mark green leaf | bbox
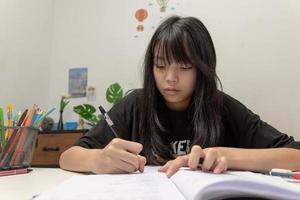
[82,104,96,113]
[73,104,99,124]
[106,82,123,105]
[60,96,70,112]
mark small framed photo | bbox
[69,67,88,98]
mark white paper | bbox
[34,167,185,200]
[33,167,300,200]
[171,169,300,200]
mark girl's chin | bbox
[163,96,182,103]
[164,98,190,110]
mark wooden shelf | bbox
[39,129,88,134]
[31,130,88,167]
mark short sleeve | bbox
[74,89,141,149]
[222,93,300,149]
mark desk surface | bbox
[2,167,299,200]
[0,168,77,200]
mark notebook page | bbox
[34,167,185,200]
[227,171,300,198]
[170,168,240,200]
[170,169,300,200]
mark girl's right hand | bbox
[91,138,147,174]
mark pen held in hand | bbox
[98,106,119,138]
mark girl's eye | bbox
[181,65,193,70]
[155,64,166,69]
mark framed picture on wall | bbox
[68,67,88,98]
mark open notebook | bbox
[33,166,300,200]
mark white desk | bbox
[0,168,77,200]
[2,167,300,200]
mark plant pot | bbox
[57,111,64,130]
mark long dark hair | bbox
[140,16,223,164]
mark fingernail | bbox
[166,171,171,178]
[158,166,165,172]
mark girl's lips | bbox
[164,88,180,95]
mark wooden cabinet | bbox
[31,130,86,167]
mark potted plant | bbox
[57,95,70,130]
[73,82,125,127]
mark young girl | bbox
[60,16,300,177]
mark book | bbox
[33,166,300,200]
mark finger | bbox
[118,151,140,171]
[188,145,204,170]
[158,160,172,172]
[113,159,137,173]
[111,138,143,154]
[105,144,140,172]
[202,149,218,172]
[165,156,188,178]
[213,156,227,174]
[138,155,147,173]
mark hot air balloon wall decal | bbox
[156,0,170,12]
[135,8,148,32]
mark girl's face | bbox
[153,57,197,111]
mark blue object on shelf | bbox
[65,122,78,130]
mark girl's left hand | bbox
[158,145,228,178]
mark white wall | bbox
[48,0,161,122]
[197,0,300,139]
[0,0,54,111]
[1,0,299,139]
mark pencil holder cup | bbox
[0,126,39,170]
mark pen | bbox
[7,103,13,127]
[98,106,119,138]
[33,107,56,128]
[269,168,300,180]
[0,106,5,148]
[0,168,32,177]
[6,104,13,140]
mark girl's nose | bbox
[165,68,178,83]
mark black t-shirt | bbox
[74,89,300,155]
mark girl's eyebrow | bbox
[154,56,164,60]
